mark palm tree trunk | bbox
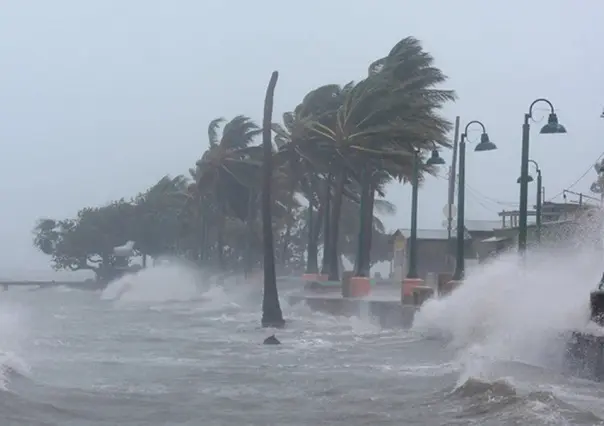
[320,176,331,275]
[217,208,226,271]
[305,200,319,274]
[199,204,207,264]
[261,71,284,328]
[314,201,324,242]
[308,198,324,274]
[327,168,346,281]
[361,180,376,277]
[354,165,370,277]
[279,180,297,269]
[244,190,256,277]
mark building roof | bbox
[499,202,596,217]
[392,219,498,241]
[465,220,501,232]
[394,228,472,241]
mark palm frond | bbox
[208,117,225,148]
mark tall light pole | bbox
[450,121,497,283]
[530,160,543,244]
[518,99,566,253]
[406,148,446,278]
[402,147,445,302]
[517,159,542,244]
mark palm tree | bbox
[304,37,455,281]
[271,84,347,274]
[261,71,285,328]
[195,115,263,270]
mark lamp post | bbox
[402,147,445,303]
[517,160,542,243]
[450,121,497,283]
[518,99,566,253]
[529,160,543,244]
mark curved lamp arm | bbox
[463,120,487,137]
[528,159,540,173]
[527,98,555,120]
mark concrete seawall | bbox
[287,290,421,328]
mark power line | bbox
[465,183,518,207]
[435,173,515,212]
[547,150,604,201]
[465,188,502,214]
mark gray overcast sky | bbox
[1,0,603,279]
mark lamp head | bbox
[517,175,534,184]
[474,132,497,152]
[426,149,445,166]
[540,113,567,134]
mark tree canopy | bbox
[32,36,455,283]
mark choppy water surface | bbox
[2,252,604,425]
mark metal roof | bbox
[393,219,498,241]
[465,220,501,232]
[395,228,471,240]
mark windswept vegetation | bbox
[33,37,455,290]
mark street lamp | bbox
[402,147,445,299]
[517,160,543,244]
[451,121,497,282]
[518,99,566,253]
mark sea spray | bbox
[0,303,30,390]
[101,258,201,304]
[413,244,601,380]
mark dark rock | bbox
[263,334,281,345]
[590,290,604,326]
[565,331,604,381]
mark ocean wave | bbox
[446,376,603,424]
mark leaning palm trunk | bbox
[279,180,297,268]
[320,176,331,275]
[354,164,371,277]
[244,190,257,277]
[363,182,376,274]
[199,203,208,264]
[261,71,285,328]
[356,166,376,277]
[305,199,319,274]
[327,168,346,281]
[216,209,226,271]
[306,196,324,274]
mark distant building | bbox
[389,201,602,281]
[390,220,500,280]
[493,201,602,250]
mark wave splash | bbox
[101,259,201,304]
[414,245,600,377]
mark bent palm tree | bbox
[261,71,285,328]
[195,116,263,270]
[306,37,455,280]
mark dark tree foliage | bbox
[32,36,455,292]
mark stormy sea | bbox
[2,248,604,425]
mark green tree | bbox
[131,175,190,266]
[33,200,135,282]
